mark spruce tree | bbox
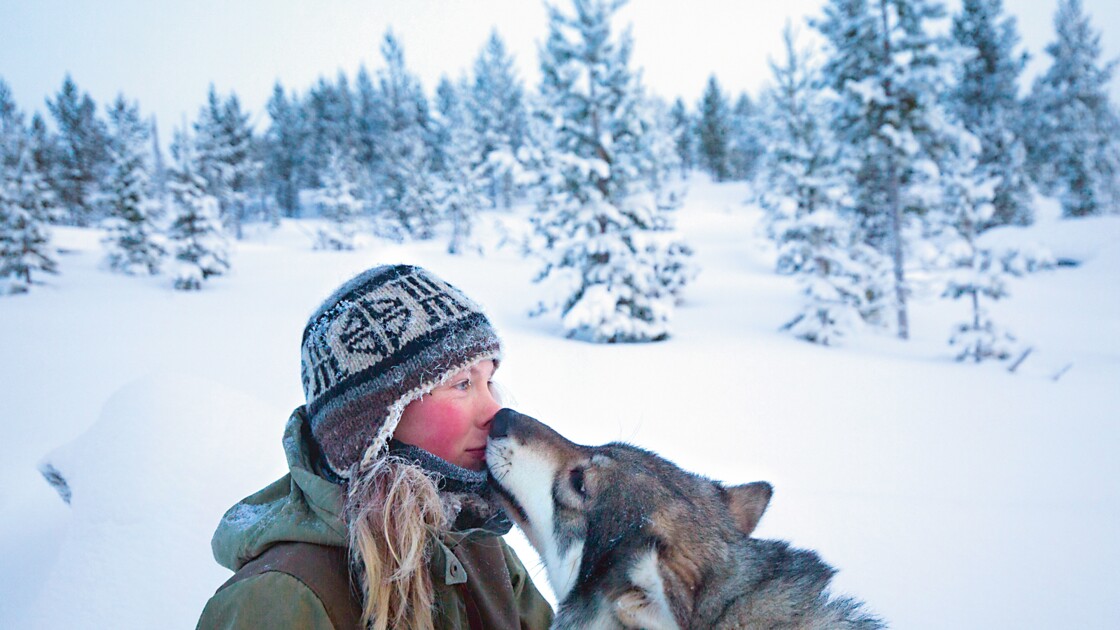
[46,75,110,226]
[759,26,884,344]
[728,93,764,181]
[697,75,732,181]
[1024,0,1120,217]
[668,98,695,176]
[311,142,365,250]
[102,94,165,275]
[814,0,971,339]
[470,30,530,209]
[166,126,229,290]
[376,31,441,239]
[435,78,488,254]
[951,0,1033,227]
[265,82,306,218]
[530,0,694,343]
[193,87,260,239]
[938,141,1017,362]
[1,81,58,293]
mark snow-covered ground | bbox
[1,177,1117,629]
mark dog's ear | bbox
[724,481,772,535]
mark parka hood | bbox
[210,407,347,571]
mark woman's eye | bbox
[569,468,586,497]
[453,379,471,391]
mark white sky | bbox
[1,0,1118,135]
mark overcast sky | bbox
[1,0,1118,135]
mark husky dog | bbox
[486,409,883,630]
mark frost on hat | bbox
[300,265,501,478]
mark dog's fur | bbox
[486,409,883,630]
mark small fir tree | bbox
[102,94,165,275]
[1023,0,1120,217]
[1,81,58,294]
[166,127,229,290]
[530,0,695,343]
[668,98,695,176]
[938,142,1017,362]
[311,143,365,250]
[950,0,1033,227]
[697,75,732,181]
[470,30,530,209]
[376,31,442,239]
[46,75,110,226]
[434,79,488,254]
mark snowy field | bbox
[1,177,1118,629]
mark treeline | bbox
[753,0,1119,361]
[2,0,1118,350]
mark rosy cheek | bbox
[403,399,470,461]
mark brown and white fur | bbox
[486,409,883,630]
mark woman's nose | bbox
[478,387,501,425]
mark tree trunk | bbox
[881,0,908,340]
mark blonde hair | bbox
[345,456,450,630]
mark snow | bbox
[1,176,1118,629]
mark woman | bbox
[198,265,553,629]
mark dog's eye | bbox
[569,467,586,497]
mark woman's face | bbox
[394,359,501,471]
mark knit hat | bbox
[300,264,502,479]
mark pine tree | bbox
[951,0,1033,227]
[435,78,488,254]
[265,82,306,218]
[46,75,110,226]
[814,0,971,340]
[311,142,365,250]
[937,140,1017,362]
[530,0,694,343]
[193,86,261,239]
[354,65,387,192]
[727,93,764,181]
[759,26,884,344]
[1023,0,1120,217]
[668,98,695,176]
[166,126,229,290]
[376,31,441,239]
[697,75,732,181]
[1,81,58,294]
[470,30,530,209]
[102,94,165,275]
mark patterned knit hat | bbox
[300,264,502,479]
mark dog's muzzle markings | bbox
[486,409,884,630]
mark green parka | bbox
[197,408,553,629]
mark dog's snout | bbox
[490,408,520,439]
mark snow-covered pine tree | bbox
[265,81,306,218]
[813,0,971,339]
[376,31,442,240]
[166,126,229,290]
[431,78,488,254]
[102,94,165,276]
[530,0,695,343]
[46,75,110,226]
[727,93,764,181]
[354,65,388,196]
[193,87,261,239]
[758,26,881,344]
[1023,0,1120,217]
[950,0,1033,228]
[669,98,695,177]
[937,138,1017,362]
[697,75,732,181]
[470,30,530,209]
[311,142,365,250]
[1,81,58,294]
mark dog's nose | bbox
[490,408,519,438]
